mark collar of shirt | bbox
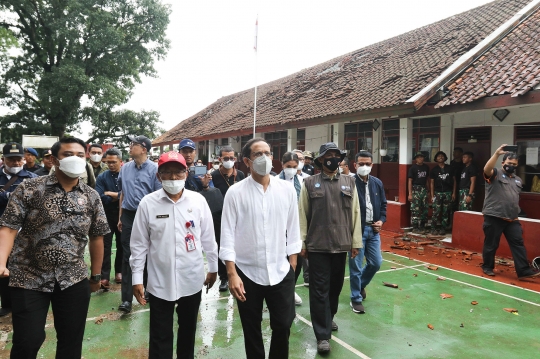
[321,171,340,181]
[45,173,84,193]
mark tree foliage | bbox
[86,108,164,154]
[0,0,170,140]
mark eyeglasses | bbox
[221,157,235,162]
[105,161,120,165]
[252,151,272,159]
[130,142,144,149]
[159,170,187,179]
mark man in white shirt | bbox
[220,138,302,359]
[130,151,218,359]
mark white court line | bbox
[382,255,540,307]
[385,252,540,297]
[295,314,371,359]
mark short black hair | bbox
[219,145,235,156]
[454,147,463,152]
[241,137,267,159]
[463,151,474,158]
[89,144,103,151]
[105,148,122,159]
[282,151,299,164]
[340,158,349,166]
[355,151,373,162]
[503,152,518,161]
[51,137,87,157]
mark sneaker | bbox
[518,269,540,279]
[360,288,367,300]
[294,292,302,306]
[317,340,331,353]
[303,281,309,287]
[350,301,365,314]
[331,320,338,331]
[482,268,495,276]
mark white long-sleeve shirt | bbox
[219,175,302,286]
[130,189,218,301]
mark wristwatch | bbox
[467,193,475,199]
[90,274,101,283]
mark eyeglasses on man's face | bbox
[159,169,187,179]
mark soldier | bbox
[458,151,477,211]
[430,151,456,235]
[408,152,430,234]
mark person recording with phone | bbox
[178,138,214,192]
[481,144,540,279]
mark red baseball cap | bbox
[158,151,187,168]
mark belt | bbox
[365,221,373,225]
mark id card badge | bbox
[185,233,196,252]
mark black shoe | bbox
[331,320,338,331]
[360,288,367,300]
[0,308,11,317]
[118,301,132,313]
[518,269,540,280]
[219,279,229,292]
[482,268,495,276]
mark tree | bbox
[0,0,170,139]
[85,108,164,156]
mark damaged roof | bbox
[154,0,532,145]
[435,6,540,108]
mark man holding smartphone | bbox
[178,139,214,192]
[482,144,540,279]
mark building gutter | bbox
[406,0,540,110]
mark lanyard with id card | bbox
[184,221,196,252]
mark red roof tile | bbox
[436,7,540,107]
[154,0,532,145]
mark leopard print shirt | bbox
[0,175,110,291]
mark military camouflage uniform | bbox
[411,185,428,229]
[432,192,452,229]
[458,188,473,211]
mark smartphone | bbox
[194,166,207,176]
[502,145,518,152]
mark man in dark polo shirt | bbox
[408,152,430,234]
[481,144,540,279]
[209,145,245,291]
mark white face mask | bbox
[4,164,23,175]
[161,180,185,195]
[250,155,272,176]
[58,156,87,178]
[222,160,235,169]
[213,164,220,170]
[339,167,344,174]
[90,154,103,163]
[356,165,372,177]
[297,161,305,171]
[283,168,297,179]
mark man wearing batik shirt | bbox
[0,137,109,359]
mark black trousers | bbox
[212,214,227,281]
[121,210,147,302]
[482,215,530,276]
[149,291,202,359]
[102,209,123,281]
[0,259,10,309]
[236,266,295,359]
[308,252,347,340]
[9,279,91,359]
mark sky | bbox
[5,0,499,140]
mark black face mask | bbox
[503,164,516,174]
[322,157,341,172]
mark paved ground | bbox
[1,234,539,358]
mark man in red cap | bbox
[130,151,218,359]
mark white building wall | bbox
[305,124,330,154]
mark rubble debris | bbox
[440,293,454,299]
[383,282,399,288]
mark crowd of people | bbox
[0,136,538,358]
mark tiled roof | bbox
[435,6,540,108]
[154,0,532,144]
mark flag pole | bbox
[253,16,258,138]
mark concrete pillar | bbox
[306,124,329,154]
[440,115,453,158]
[398,118,413,203]
[372,123,381,164]
[208,140,215,161]
[332,123,345,149]
[287,129,297,151]
[160,145,165,154]
[230,136,241,156]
